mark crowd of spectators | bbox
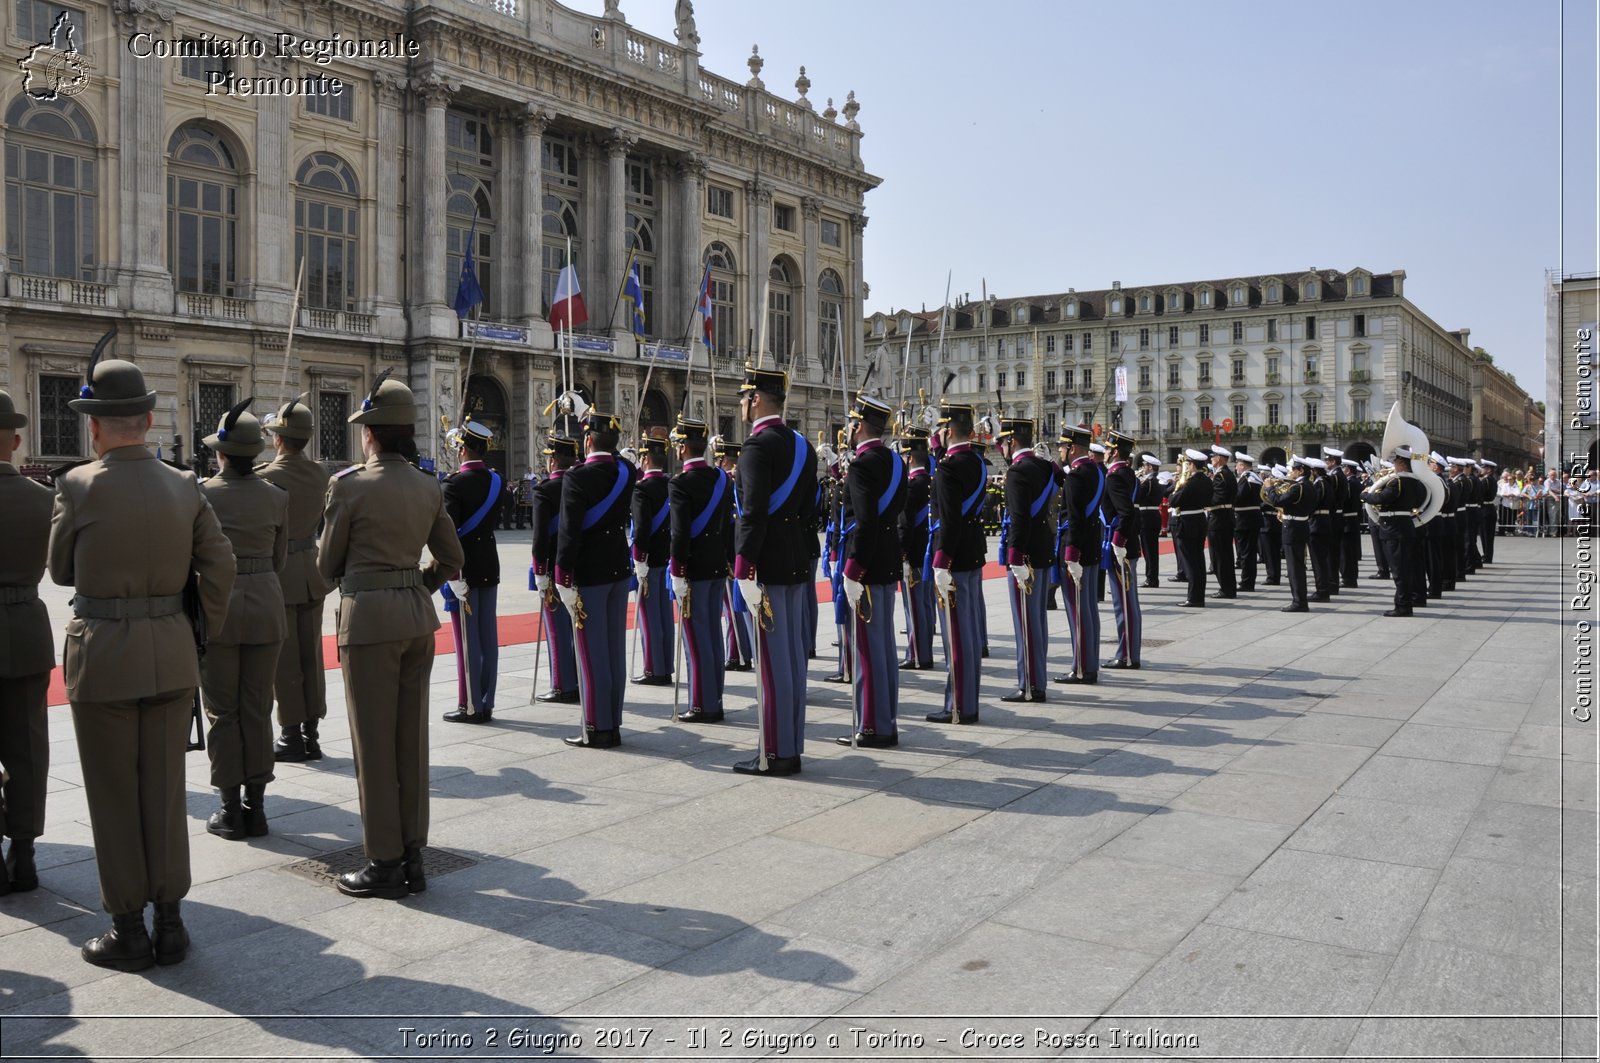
[1496,468,1596,537]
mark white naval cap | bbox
[1323,447,1344,459]
[1380,459,1395,470]
[1273,464,1290,477]
[1089,442,1107,454]
[1428,451,1446,465]
[1234,451,1255,464]
[1482,458,1498,468]
[1210,443,1232,457]
[1305,457,1328,471]
[1184,448,1209,463]
[1390,444,1414,461]
[1290,456,1309,469]
[1141,453,1161,467]
[1342,458,1359,468]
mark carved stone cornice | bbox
[604,128,638,158]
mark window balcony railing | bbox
[1265,372,1282,385]
[303,307,376,335]
[1303,371,1320,385]
[9,273,118,308]
[1349,369,1369,382]
[179,292,251,321]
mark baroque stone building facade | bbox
[867,266,1535,464]
[1546,270,1598,475]
[1,0,879,470]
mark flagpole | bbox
[455,301,482,431]
[276,256,308,408]
[606,246,637,335]
[755,279,770,370]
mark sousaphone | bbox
[1364,402,1445,525]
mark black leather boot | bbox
[206,787,247,841]
[5,838,38,893]
[82,909,154,972]
[151,901,189,965]
[242,783,268,838]
[337,859,408,899]
[302,719,323,761]
[402,847,426,895]
[273,727,308,763]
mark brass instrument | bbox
[1363,403,1445,525]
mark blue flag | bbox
[622,255,647,338]
[453,219,485,320]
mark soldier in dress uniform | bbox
[1054,425,1104,684]
[1101,430,1143,670]
[1262,459,1314,611]
[1259,461,1284,587]
[898,428,936,671]
[555,412,637,749]
[1477,459,1498,563]
[820,443,853,684]
[630,434,674,686]
[925,402,986,725]
[1135,454,1165,588]
[530,423,581,704]
[318,373,464,899]
[198,401,289,841]
[999,417,1053,701]
[0,390,53,895]
[1445,458,1472,586]
[441,420,510,724]
[1422,452,1454,601]
[1461,459,1484,574]
[1206,443,1238,599]
[1232,453,1263,593]
[50,358,235,968]
[838,394,907,746]
[668,415,732,723]
[972,439,993,656]
[714,438,754,672]
[1305,459,1336,602]
[1361,444,1430,617]
[259,398,332,763]
[731,366,818,774]
[1339,458,1363,587]
[1321,447,1348,596]
[1169,449,1213,608]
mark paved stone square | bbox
[0,536,1593,1061]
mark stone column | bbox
[253,53,293,325]
[848,213,868,386]
[417,76,455,316]
[519,107,554,325]
[603,129,635,338]
[746,178,771,361]
[372,74,407,338]
[801,196,820,374]
[675,153,706,343]
[113,0,172,312]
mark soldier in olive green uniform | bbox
[318,374,463,899]
[258,397,332,762]
[199,401,289,840]
[49,358,235,971]
[0,390,53,895]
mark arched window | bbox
[768,257,796,365]
[541,130,581,314]
[1302,278,1319,300]
[294,152,359,311]
[167,122,240,295]
[624,156,656,335]
[446,107,495,314]
[704,241,737,355]
[5,95,97,280]
[818,268,845,370]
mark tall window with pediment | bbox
[624,156,655,333]
[818,268,844,371]
[768,257,796,365]
[5,96,96,280]
[167,123,239,295]
[294,153,359,311]
[704,241,737,356]
[446,108,495,315]
[541,131,581,314]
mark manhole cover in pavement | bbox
[282,845,477,887]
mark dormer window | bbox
[1302,278,1319,300]
[1166,290,1184,312]
[1110,297,1123,314]
[1266,283,1281,302]
[1229,284,1246,306]
[1139,294,1151,312]
[1065,301,1077,318]
[1197,288,1212,308]
[873,317,885,337]
[898,313,911,333]
[1350,273,1369,296]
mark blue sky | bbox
[617,0,1597,398]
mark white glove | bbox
[1112,543,1128,566]
[557,584,579,615]
[633,559,649,584]
[737,578,763,613]
[1008,564,1032,591]
[902,561,914,587]
[1067,561,1083,586]
[672,575,690,602]
[844,577,864,609]
[447,578,469,602]
[934,567,955,599]
[535,573,551,596]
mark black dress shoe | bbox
[1105,659,1141,670]
[1264,579,1281,586]
[732,754,801,775]
[1217,592,1237,599]
[1053,672,1098,685]
[925,710,953,723]
[536,689,580,704]
[1281,603,1309,612]
[1000,689,1034,703]
[678,708,725,723]
[837,731,898,748]
[1309,593,1331,602]
[823,672,849,683]
[5,839,38,893]
[1428,592,1441,600]
[565,728,622,749]
[403,847,426,895]
[442,707,492,723]
[1342,581,1358,589]
[632,674,673,686]
[151,901,188,966]
[83,910,154,972]
[981,647,991,658]
[337,859,409,900]
[726,660,752,672]
[1383,608,1414,617]
[1179,601,1205,608]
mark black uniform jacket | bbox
[1171,470,1214,540]
[443,463,510,586]
[531,473,564,577]
[1004,453,1058,566]
[900,469,931,568]
[1101,459,1141,560]
[669,461,733,581]
[931,444,987,572]
[734,417,819,585]
[1234,473,1264,532]
[556,454,637,587]
[631,471,671,566]
[843,440,907,586]
[1362,473,1430,540]
[1061,456,1107,558]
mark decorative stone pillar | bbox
[848,213,868,385]
[113,0,172,312]
[675,153,706,342]
[603,129,636,337]
[519,107,554,325]
[746,177,771,361]
[254,52,293,325]
[417,76,455,313]
[373,74,407,337]
[801,195,820,373]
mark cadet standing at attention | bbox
[1054,425,1104,685]
[198,401,289,841]
[318,372,463,900]
[530,422,580,705]
[440,419,509,724]
[667,415,732,723]
[1101,430,1143,670]
[630,434,674,686]
[259,397,332,763]
[925,402,987,725]
[0,390,53,895]
[998,416,1053,702]
[50,356,235,969]
[897,427,936,672]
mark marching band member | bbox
[1321,447,1348,596]
[1207,443,1238,599]
[1232,452,1263,593]
[1361,444,1430,617]
[1136,454,1165,588]
[1170,449,1214,608]
[1262,459,1314,612]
